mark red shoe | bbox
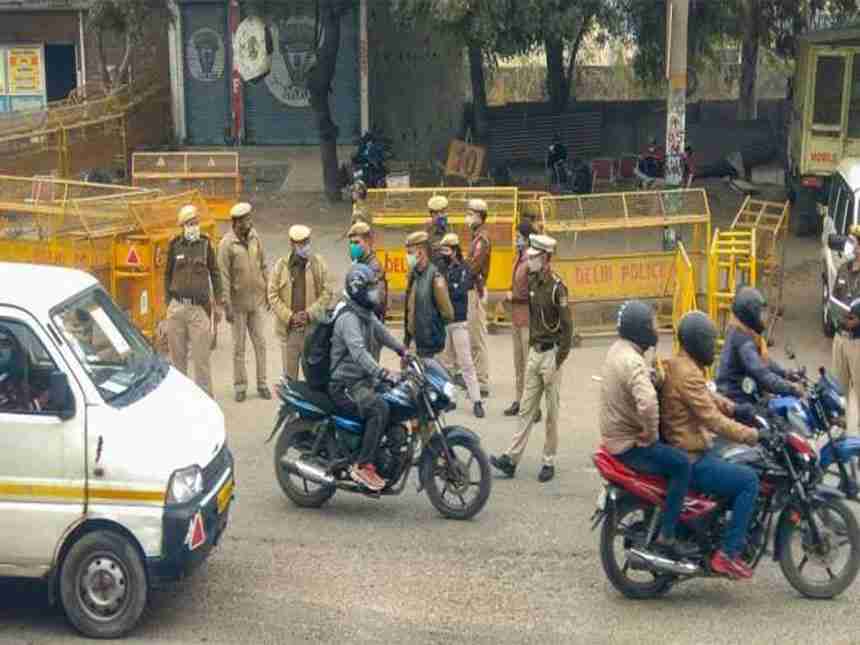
[350,464,384,491]
[710,550,753,580]
[365,464,387,490]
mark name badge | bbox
[177,254,185,260]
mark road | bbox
[0,185,851,645]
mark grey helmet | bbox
[617,300,658,351]
[344,263,378,311]
[677,311,718,367]
[732,286,767,334]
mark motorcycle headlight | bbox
[443,382,455,400]
[166,465,203,505]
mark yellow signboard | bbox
[8,47,44,95]
[555,253,676,302]
[445,139,486,181]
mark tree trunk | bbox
[738,0,760,120]
[307,1,344,202]
[467,43,488,140]
[545,37,566,113]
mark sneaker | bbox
[490,454,516,478]
[365,463,387,490]
[538,464,555,483]
[710,550,753,580]
[473,401,485,418]
[503,401,520,416]
[350,464,384,491]
[258,386,272,400]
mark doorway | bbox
[45,44,77,102]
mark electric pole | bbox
[665,0,689,187]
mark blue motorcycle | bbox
[266,356,492,520]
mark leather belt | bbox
[535,342,557,353]
[175,296,205,307]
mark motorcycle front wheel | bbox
[274,423,336,508]
[599,498,675,599]
[421,436,491,520]
[779,497,860,599]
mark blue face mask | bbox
[349,242,364,261]
[435,215,448,230]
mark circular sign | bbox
[265,16,324,107]
[234,16,270,82]
[186,27,225,83]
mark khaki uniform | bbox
[510,251,530,401]
[466,226,491,389]
[832,261,860,424]
[218,228,268,395]
[505,268,572,466]
[267,251,332,379]
[164,234,222,397]
[352,201,372,225]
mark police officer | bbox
[164,204,222,397]
[832,225,860,424]
[403,230,454,358]
[465,198,491,397]
[425,195,450,270]
[348,221,387,323]
[218,202,270,403]
[490,234,572,483]
[267,224,332,380]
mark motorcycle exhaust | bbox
[281,456,336,486]
[627,548,700,576]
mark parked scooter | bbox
[348,130,391,189]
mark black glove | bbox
[734,403,757,426]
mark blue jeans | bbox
[691,450,759,558]
[617,442,691,541]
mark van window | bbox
[813,56,846,131]
[828,177,842,218]
[834,180,849,235]
[0,319,59,415]
[849,54,860,138]
[846,192,857,234]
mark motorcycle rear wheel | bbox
[422,436,491,520]
[274,424,337,508]
[779,497,860,599]
[599,498,675,599]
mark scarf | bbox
[728,313,768,361]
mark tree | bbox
[87,0,174,92]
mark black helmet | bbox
[678,311,718,367]
[732,286,767,334]
[617,300,658,350]
[344,263,378,310]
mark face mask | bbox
[846,238,857,263]
[184,224,200,242]
[406,253,418,271]
[367,287,381,306]
[238,222,252,238]
[467,214,480,229]
[434,215,448,230]
[295,244,310,259]
[349,242,364,261]
[516,236,526,251]
[527,257,543,273]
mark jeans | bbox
[329,380,390,466]
[617,442,691,541]
[691,450,759,558]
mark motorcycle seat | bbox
[286,380,364,424]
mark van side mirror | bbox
[828,234,848,252]
[48,370,75,421]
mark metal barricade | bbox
[671,241,699,350]
[708,228,757,351]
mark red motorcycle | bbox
[592,416,860,599]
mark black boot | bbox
[473,401,485,418]
[490,454,516,478]
[538,464,555,483]
[503,401,520,416]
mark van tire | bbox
[59,530,148,639]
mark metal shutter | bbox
[243,9,360,144]
[182,2,230,145]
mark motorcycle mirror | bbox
[742,377,757,396]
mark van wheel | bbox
[59,530,148,639]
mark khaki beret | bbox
[467,198,488,213]
[440,232,460,247]
[230,202,253,219]
[177,204,199,226]
[850,224,860,238]
[289,224,311,242]
[347,221,371,237]
[406,231,429,246]
[427,195,448,211]
[528,233,557,255]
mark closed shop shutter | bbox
[182,2,230,145]
[243,10,360,145]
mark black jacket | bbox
[444,261,472,323]
[716,326,794,404]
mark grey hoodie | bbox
[330,296,405,388]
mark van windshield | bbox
[51,287,165,404]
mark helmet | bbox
[732,286,767,334]
[617,300,658,350]
[678,311,718,367]
[344,264,378,310]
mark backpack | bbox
[301,302,352,391]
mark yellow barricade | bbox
[708,228,757,351]
[539,189,711,337]
[671,241,699,350]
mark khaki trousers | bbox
[512,325,529,403]
[280,326,307,381]
[468,290,489,388]
[232,308,267,394]
[506,347,563,466]
[833,333,860,430]
[166,300,212,397]
[442,321,481,402]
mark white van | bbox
[821,158,860,336]
[0,263,233,638]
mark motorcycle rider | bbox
[599,301,693,561]
[661,311,761,580]
[329,264,408,492]
[716,286,802,404]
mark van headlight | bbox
[166,465,203,505]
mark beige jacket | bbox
[267,252,332,338]
[599,338,660,455]
[217,229,268,312]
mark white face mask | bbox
[184,224,200,242]
[527,257,543,273]
[467,214,480,229]
[846,238,858,263]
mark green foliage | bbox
[87,0,173,47]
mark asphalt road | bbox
[0,186,853,645]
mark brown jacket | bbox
[267,252,332,338]
[660,350,757,459]
[217,229,268,312]
[466,226,492,295]
[510,250,529,328]
[599,339,660,455]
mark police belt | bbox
[534,342,557,353]
[173,296,208,307]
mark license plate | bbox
[216,477,234,515]
[596,487,607,511]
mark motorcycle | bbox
[348,131,391,189]
[267,356,492,520]
[545,142,591,195]
[592,414,860,599]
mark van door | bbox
[0,308,85,575]
[846,52,860,158]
